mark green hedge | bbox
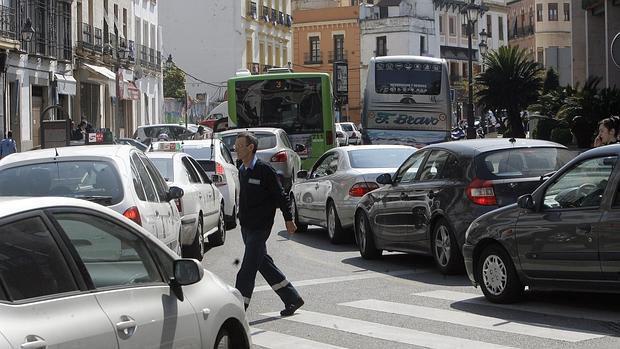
[550,128,572,146]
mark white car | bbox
[153,140,240,229]
[335,124,349,147]
[133,123,197,144]
[147,152,226,260]
[0,197,251,348]
[337,122,362,145]
[0,145,183,252]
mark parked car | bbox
[354,138,573,274]
[335,124,350,147]
[463,144,620,303]
[218,127,304,192]
[147,151,226,260]
[337,122,362,145]
[154,140,240,229]
[0,197,251,348]
[133,124,197,144]
[292,145,416,243]
[0,145,184,252]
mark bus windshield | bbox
[234,77,323,134]
[375,61,442,95]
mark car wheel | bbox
[327,201,345,244]
[225,205,237,230]
[355,211,382,259]
[214,327,231,349]
[209,204,226,247]
[477,244,524,303]
[290,193,307,232]
[432,219,463,275]
[182,218,204,261]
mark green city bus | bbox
[227,72,335,169]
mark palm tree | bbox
[475,46,544,138]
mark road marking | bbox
[261,310,517,349]
[251,327,347,349]
[341,299,604,342]
[414,290,620,323]
[254,269,423,292]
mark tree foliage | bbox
[163,65,186,99]
[542,67,560,94]
[475,46,544,138]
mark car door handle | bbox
[427,191,436,199]
[155,211,160,216]
[116,316,137,336]
[400,192,408,200]
[21,337,46,349]
[315,184,319,190]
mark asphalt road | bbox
[204,214,620,349]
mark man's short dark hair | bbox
[237,131,258,154]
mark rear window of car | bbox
[182,147,213,160]
[149,158,174,182]
[349,148,416,168]
[0,161,123,205]
[340,124,354,131]
[476,147,572,179]
[221,133,277,151]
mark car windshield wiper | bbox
[72,195,114,205]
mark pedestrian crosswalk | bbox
[251,288,618,348]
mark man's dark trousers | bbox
[235,225,301,307]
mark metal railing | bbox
[78,22,93,51]
[304,51,322,64]
[0,5,16,40]
[328,50,347,63]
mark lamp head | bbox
[21,18,35,42]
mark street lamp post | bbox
[461,0,487,139]
[115,45,128,138]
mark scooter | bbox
[451,127,466,140]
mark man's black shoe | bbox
[280,298,304,316]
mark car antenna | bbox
[210,125,215,160]
[54,147,59,157]
[509,137,516,143]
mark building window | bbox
[376,36,386,56]
[333,34,344,61]
[248,1,257,18]
[449,16,455,36]
[498,16,504,41]
[528,7,534,27]
[537,48,544,64]
[486,14,492,37]
[563,3,570,21]
[420,35,426,54]
[309,36,320,63]
[123,8,127,38]
[351,0,358,5]
[548,3,558,21]
[439,15,444,34]
[57,1,71,60]
[536,4,543,22]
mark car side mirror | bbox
[211,174,223,184]
[294,144,306,153]
[172,259,204,286]
[376,173,393,185]
[517,194,535,210]
[167,186,184,201]
[296,170,308,179]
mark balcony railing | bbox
[79,22,92,50]
[0,5,16,40]
[509,25,534,40]
[304,51,322,65]
[328,50,348,63]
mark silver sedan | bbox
[291,145,416,243]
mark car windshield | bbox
[477,147,573,179]
[340,123,354,131]
[149,158,174,182]
[348,148,416,168]
[221,133,277,151]
[0,161,123,205]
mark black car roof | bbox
[423,138,567,157]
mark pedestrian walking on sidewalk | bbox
[234,131,304,316]
[0,131,17,159]
[593,116,620,147]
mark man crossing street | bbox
[0,131,17,159]
[234,131,304,316]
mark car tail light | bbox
[349,182,380,197]
[326,130,334,145]
[271,151,288,162]
[174,198,182,214]
[123,206,142,226]
[466,178,497,206]
[216,162,225,175]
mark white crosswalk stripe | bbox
[413,290,620,323]
[260,310,518,349]
[341,299,604,342]
[251,327,347,349]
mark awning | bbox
[83,63,116,80]
[55,74,77,96]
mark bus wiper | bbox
[73,195,114,205]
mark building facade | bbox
[292,3,361,123]
[507,0,572,85]
[571,0,620,88]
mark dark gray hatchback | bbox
[354,138,571,275]
[464,144,620,303]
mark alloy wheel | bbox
[219,207,226,244]
[327,205,336,240]
[198,220,205,257]
[357,214,367,252]
[482,254,508,296]
[434,226,451,267]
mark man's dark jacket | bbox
[238,158,293,230]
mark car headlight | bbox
[465,220,480,241]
